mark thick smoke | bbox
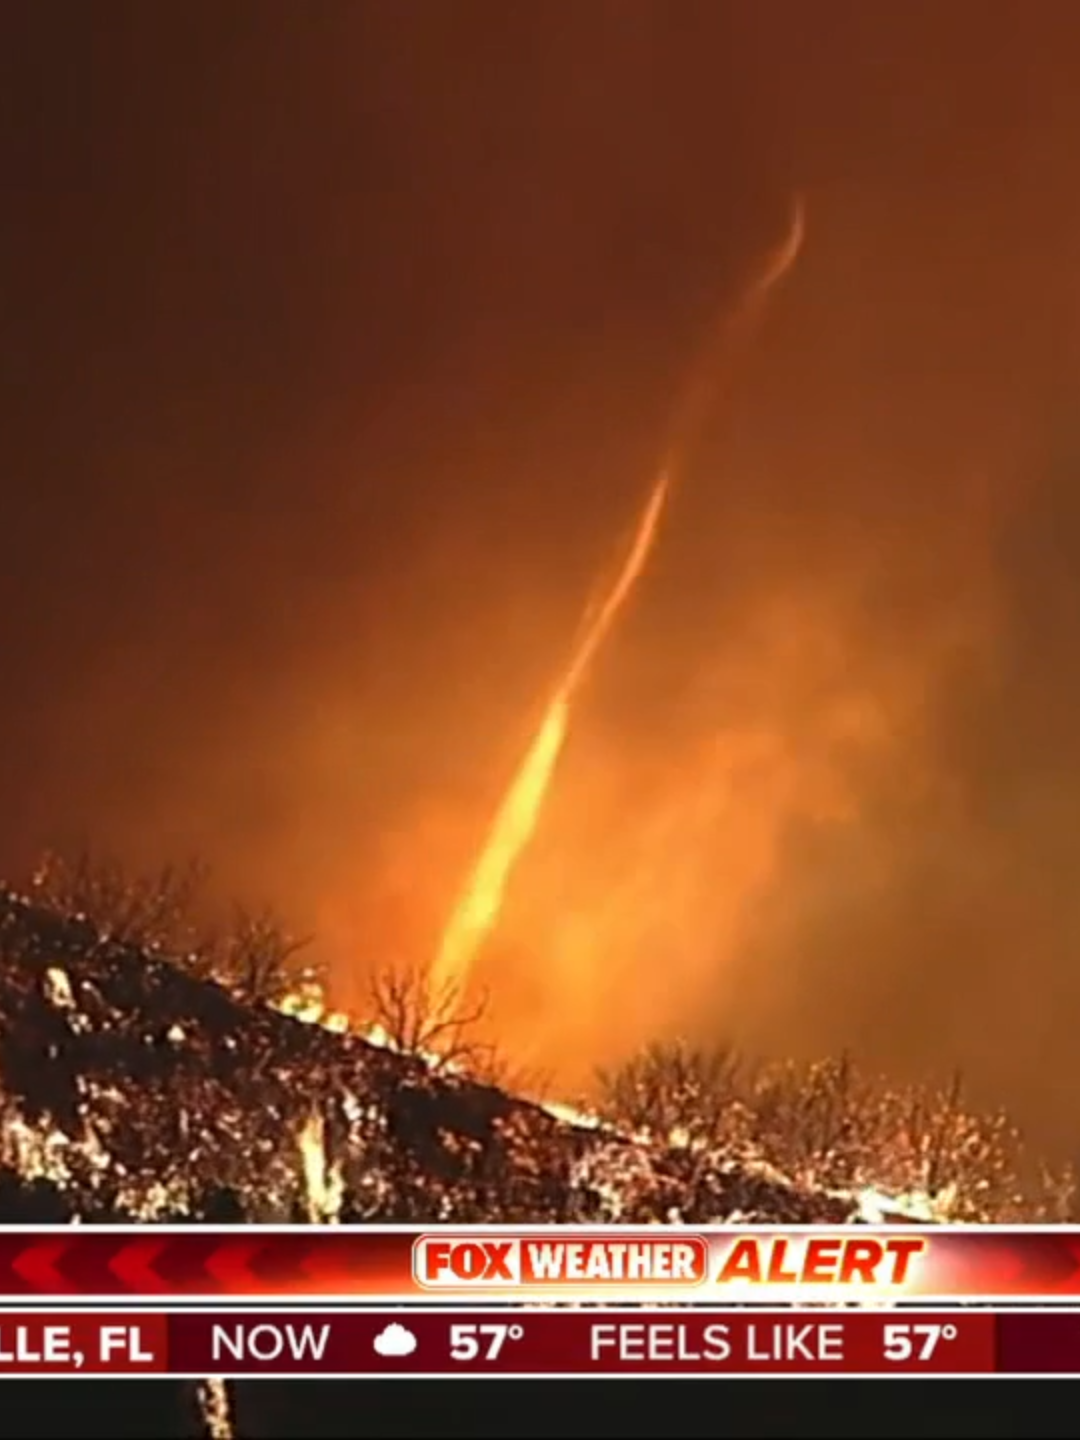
[5,7,1080,1150]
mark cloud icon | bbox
[373,1323,418,1358]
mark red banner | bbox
[0,1308,1077,1376]
[3,1226,1080,1302]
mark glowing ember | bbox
[297,1111,343,1223]
[276,981,350,1033]
[195,1379,234,1440]
[539,1098,603,1130]
[274,982,458,1070]
[854,1185,954,1224]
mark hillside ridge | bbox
[0,886,871,1227]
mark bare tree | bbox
[210,906,317,1007]
[597,1040,746,1148]
[599,1037,1078,1220]
[28,848,209,952]
[363,961,497,1076]
[750,1052,863,1185]
[26,848,317,1006]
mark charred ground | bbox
[0,886,859,1229]
[0,878,1069,1435]
[0,880,857,1438]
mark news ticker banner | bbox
[3,1227,1080,1303]
[5,1308,1080,1377]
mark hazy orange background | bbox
[4,4,1080,1144]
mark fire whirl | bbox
[428,468,669,1000]
[430,197,806,1001]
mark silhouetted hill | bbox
[0,887,871,1436]
[0,887,864,1229]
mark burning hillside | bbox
[0,879,879,1438]
[0,879,1068,1437]
[0,885,861,1228]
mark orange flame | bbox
[429,472,668,996]
[430,692,570,995]
[429,199,806,999]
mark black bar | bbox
[4,1375,1079,1437]
[231,1378,1080,1438]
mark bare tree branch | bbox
[29,848,209,952]
[26,848,317,1005]
[364,961,496,1075]
[210,905,317,1006]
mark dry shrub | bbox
[598,1042,1077,1221]
[23,850,1078,1221]
[597,1040,746,1149]
[362,962,494,1072]
[27,848,317,1006]
[30,849,208,953]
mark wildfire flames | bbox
[429,471,670,998]
[430,199,806,1002]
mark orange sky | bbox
[5,4,1080,1147]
